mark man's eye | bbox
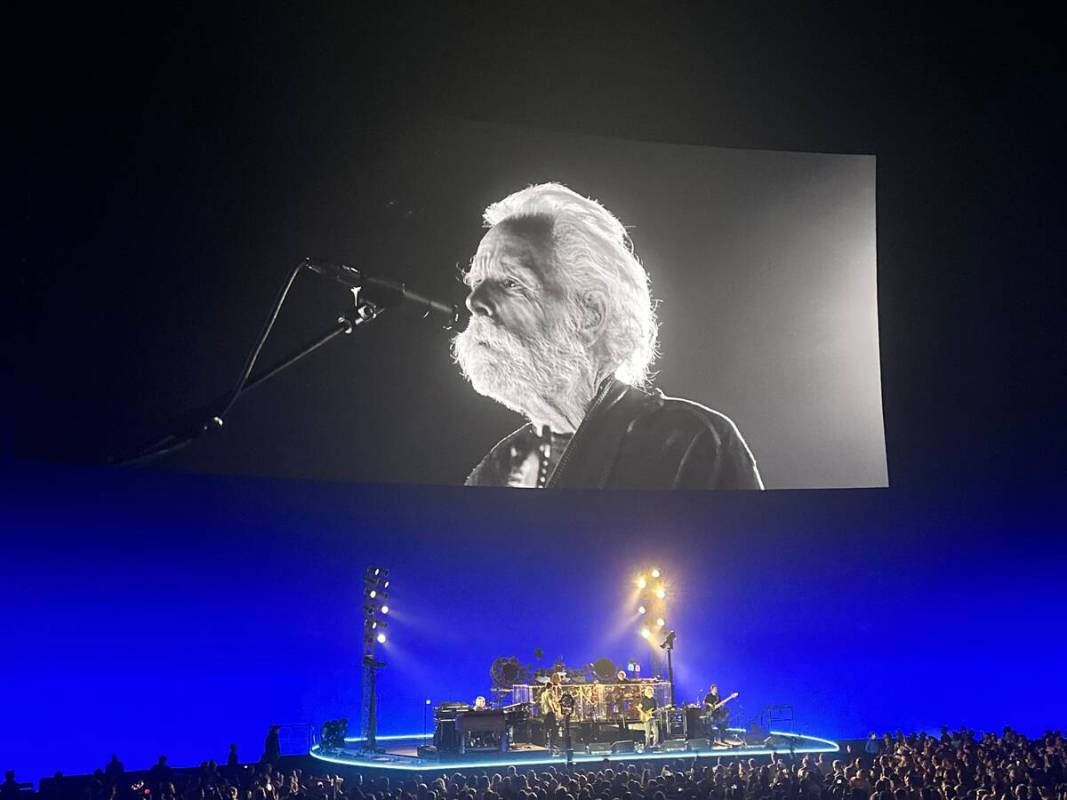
[501,278,519,289]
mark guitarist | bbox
[639,686,659,749]
[540,674,563,749]
[703,683,730,741]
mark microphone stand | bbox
[112,258,461,467]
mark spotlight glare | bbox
[373,568,381,576]
[383,580,390,589]
[638,605,647,615]
[380,605,389,614]
[636,576,647,589]
[376,632,386,644]
[656,618,665,627]
[655,587,666,599]
[640,627,651,639]
[369,590,377,598]
[651,568,661,579]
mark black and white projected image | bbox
[15,118,887,490]
[451,183,763,490]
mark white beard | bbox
[452,315,598,432]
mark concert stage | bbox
[310,731,839,773]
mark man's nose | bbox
[465,284,494,318]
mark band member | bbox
[703,683,721,710]
[616,669,628,682]
[473,695,489,711]
[639,686,658,749]
[453,183,763,491]
[704,683,728,740]
[540,673,563,749]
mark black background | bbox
[9,4,1065,495]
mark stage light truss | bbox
[360,565,391,753]
[633,567,667,644]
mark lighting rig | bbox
[360,565,390,752]
[634,567,675,703]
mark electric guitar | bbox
[540,686,561,716]
[638,703,661,723]
[704,691,739,717]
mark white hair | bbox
[483,183,658,386]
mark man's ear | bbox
[581,289,608,337]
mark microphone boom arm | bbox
[111,256,461,467]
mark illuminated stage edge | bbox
[310,731,839,773]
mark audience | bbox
[7,728,1065,800]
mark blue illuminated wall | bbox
[2,458,1063,783]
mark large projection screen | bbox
[16,118,886,490]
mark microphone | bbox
[302,257,466,328]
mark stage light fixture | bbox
[656,617,665,627]
[655,587,666,599]
[640,627,651,639]
[638,605,646,615]
[360,564,390,753]
[651,568,661,579]
[636,576,647,589]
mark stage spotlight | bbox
[655,586,666,599]
[376,632,387,644]
[380,605,389,614]
[656,617,665,627]
[638,605,647,615]
[636,575,647,589]
[369,589,377,598]
[651,568,660,579]
[383,580,390,589]
[425,698,431,705]
[373,568,381,576]
[640,627,651,639]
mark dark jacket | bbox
[465,379,763,490]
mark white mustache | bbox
[452,307,596,400]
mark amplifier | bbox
[662,738,688,752]
[611,740,635,753]
[588,742,613,755]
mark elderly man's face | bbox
[463,221,566,338]
[453,221,596,421]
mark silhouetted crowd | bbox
[4,728,1065,800]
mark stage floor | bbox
[310,731,839,773]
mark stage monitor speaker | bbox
[687,738,711,751]
[588,742,613,755]
[663,738,688,752]
[611,740,635,754]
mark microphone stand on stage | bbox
[660,630,677,708]
[111,257,465,467]
[560,693,576,769]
